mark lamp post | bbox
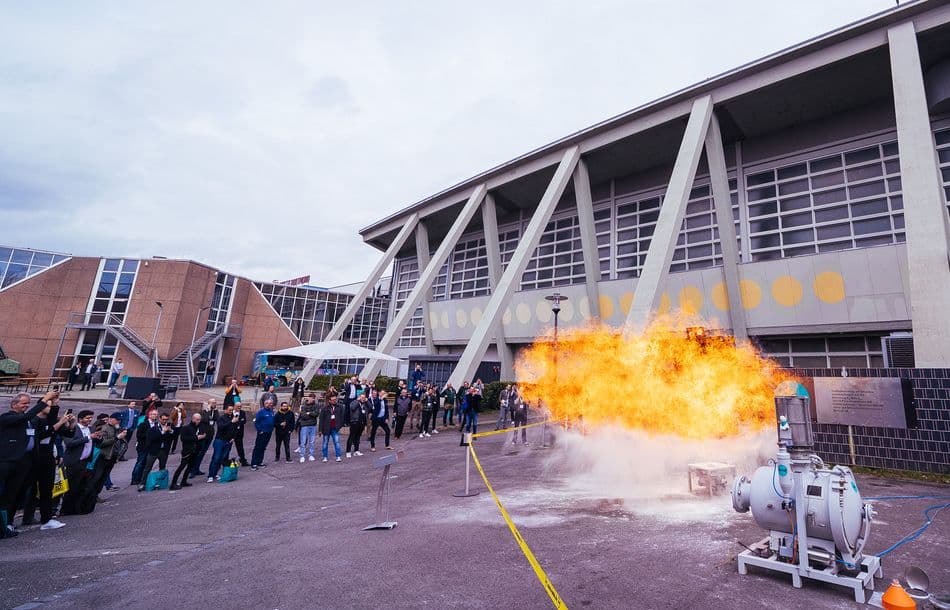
[541,292,567,449]
[190,305,212,387]
[145,301,163,377]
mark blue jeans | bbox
[463,410,478,434]
[299,426,317,458]
[208,439,232,479]
[204,373,214,388]
[322,429,342,459]
[131,448,149,485]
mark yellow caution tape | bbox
[468,443,568,609]
[471,420,546,439]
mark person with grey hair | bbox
[1,391,59,537]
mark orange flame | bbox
[515,315,792,439]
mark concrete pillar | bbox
[705,112,748,339]
[624,96,713,332]
[482,193,515,380]
[361,185,488,379]
[888,22,950,366]
[446,147,580,388]
[415,221,435,354]
[573,158,602,321]
[299,212,419,383]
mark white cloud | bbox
[0,0,895,285]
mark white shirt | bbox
[113,361,125,373]
[77,424,92,460]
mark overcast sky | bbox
[0,0,897,287]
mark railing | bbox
[66,311,152,354]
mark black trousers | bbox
[233,430,247,463]
[80,373,92,391]
[370,420,390,448]
[1,456,31,522]
[169,428,181,453]
[421,410,434,433]
[60,461,90,515]
[275,433,291,460]
[158,448,170,470]
[251,430,272,467]
[138,453,163,488]
[172,451,196,486]
[346,423,364,452]
[190,439,211,476]
[394,415,407,439]
[79,455,115,514]
[21,454,55,524]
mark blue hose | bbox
[875,502,950,558]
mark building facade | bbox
[341,0,950,388]
[0,247,389,388]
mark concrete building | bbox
[0,246,389,388]
[337,0,950,388]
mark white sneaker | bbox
[207,477,214,483]
[419,433,425,439]
[41,519,66,530]
[425,433,431,437]
[432,429,439,434]
[322,457,328,462]
[300,456,306,463]
[346,452,352,458]
[355,451,363,456]
[308,455,315,462]
[335,457,342,462]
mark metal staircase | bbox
[65,312,158,372]
[158,323,242,389]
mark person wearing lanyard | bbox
[318,395,344,463]
[20,398,69,530]
[59,410,99,516]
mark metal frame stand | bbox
[453,433,480,497]
[363,451,403,530]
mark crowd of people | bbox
[0,374,534,538]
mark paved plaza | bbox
[1,400,948,609]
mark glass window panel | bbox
[811,171,844,189]
[639,198,660,211]
[827,336,867,352]
[815,205,849,223]
[779,195,810,212]
[855,234,894,247]
[749,218,779,233]
[790,338,826,352]
[686,230,711,244]
[845,146,880,165]
[687,244,713,259]
[778,178,809,196]
[853,216,892,235]
[747,171,774,186]
[103,259,120,271]
[750,235,781,250]
[809,155,842,172]
[776,163,807,180]
[31,252,53,266]
[685,215,711,229]
[92,299,109,312]
[0,247,11,262]
[829,355,869,367]
[749,202,778,217]
[887,177,901,192]
[784,245,815,257]
[850,198,888,217]
[884,159,901,175]
[782,228,814,245]
[849,181,886,199]
[817,223,852,240]
[748,185,777,201]
[882,141,899,157]
[793,356,829,367]
[782,212,813,228]
[817,240,852,252]
[813,188,846,205]
[752,250,782,262]
[889,195,903,210]
[846,163,883,181]
[122,260,138,272]
[893,214,904,230]
[11,250,32,264]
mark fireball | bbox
[515,315,791,439]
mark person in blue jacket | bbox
[250,399,275,470]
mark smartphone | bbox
[66,408,73,415]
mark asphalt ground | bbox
[1,399,948,610]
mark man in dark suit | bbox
[136,411,173,491]
[20,399,69,529]
[1,391,58,537]
[59,409,99,516]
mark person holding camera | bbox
[207,405,239,482]
[20,396,69,530]
[60,409,98,515]
[1,391,60,536]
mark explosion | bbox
[515,315,792,440]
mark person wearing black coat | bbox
[0,391,59,535]
[59,410,98,516]
[170,414,205,490]
[189,401,218,477]
[66,363,81,391]
[290,378,305,409]
[230,405,248,466]
[273,403,296,462]
[20,401,69,529]
[135,411,173,492]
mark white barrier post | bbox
[452,433,480,497]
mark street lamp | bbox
[145,301,163,377]
[190,305,212,387]
[541,292,567,449]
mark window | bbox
[0,246,69,290]
[757,334,886,368]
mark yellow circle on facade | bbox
[678,286,703,314]
[771,275,803,307]
[502,307,512,326]
[619,292,634,315]
[598,294,615,319]
[515,303,532,324]
[813,271,845,304]
[739,279,762,310]
[471,307,483,325]
[536,300,554,323]
[440,311,449,329]
[579,296,591,320]
[711,282,730,311]
[658,292,671,314]
[429,311,440,329]
[455,309,468,328]
[559,299,575,322]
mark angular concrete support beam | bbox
[888,22,950,366]
[573,158,602,321]
[300,212,419,383]
[481,193,515,380]
[414,221,435,354]
[447,147,581,388]
[705,111,748,339]
[624,96,713,332]
[361,185,488,378]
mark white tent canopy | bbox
[263,340,403,362]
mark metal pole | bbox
[452,434,480,497]
[146,302,163,377]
